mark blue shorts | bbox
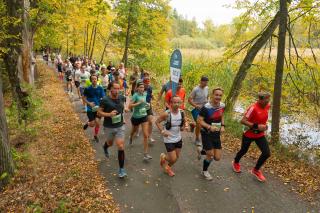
[191,108,200,121]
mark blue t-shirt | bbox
[145,86,153,103]
[83,85,105,111]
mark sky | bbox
[169,0,243,27]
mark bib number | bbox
[139,108,147,115]
[112,114,122,124]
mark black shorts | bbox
[57,63,63,72]
[201,130,222,150]
[87,111,100,122]
[65,76,72,82]
[131,116,148,126]
[164,140,182,152]
[74,81,80,88]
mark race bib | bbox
[92,106,99,112]
[112,114,122,124]
[139,108,147,115]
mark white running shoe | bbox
[143,153,152,160]
[201,171,213,181]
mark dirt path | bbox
[63,69,319,212]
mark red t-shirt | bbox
[165,88,186,110]
[243,102,270,139]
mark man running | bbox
[79,64,91,111]
[197,88,225,180]
[83,75,105,143]
[156,96,185,177]
[143,73,155,143]
[232,91,271,182]
[98,82,127,178]
[165,78,186,110]
[188,76,209,159]
[74,61,82,99]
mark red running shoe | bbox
[251,168,266,182]
[232,161,241,173]
[165,166,175,177]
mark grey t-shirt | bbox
[190,86,209,107]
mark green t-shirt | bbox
[131,92,148,118]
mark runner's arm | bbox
[155,112,170,136]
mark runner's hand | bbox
[210,126,219,132]
[89,102,95,108]
[109,110,117,117]
[258,124,268,131]
[220,126,225,132]
[161,130,171,137]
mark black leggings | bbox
[234,135,271,170]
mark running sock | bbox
[118,150,125,169]
[94,126,100,136]
[203,159,212,171]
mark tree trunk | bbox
[225,12,280,112]
[271,0,288,144]
[85,23,89,56]
[122,0,134,67]
[89,23,98,60]
[87,24,95,59]
[3,0,26,124]
[100,36,112,64]
[0,75,15,189]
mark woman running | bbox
[129,82,152,161]
[197,87,225,180]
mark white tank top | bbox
[164,110,182,143]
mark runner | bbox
[118,62,126,79]
[188,76,209,159]
[63,59,73,93]
[57,53,63,80]
[100,65,109,93]
[232,91,271,182]
[73,60,82,99]
[129,82,152,160]
[82,74,105,143]
[112,71,128,97]
[165,78,186,110]
[143,73,155,143]
[98,82,127,178]
[79,64,91,111]
[197,87,225,180]
[156,96,185,177]
[158,80,172,108]
[107,60,114,72]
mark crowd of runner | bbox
[45,53,272,182]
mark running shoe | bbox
[129,137,133,145]
[232,161,241,173]
[165,166,175,177]
[195,139,201,146]
[201,171,213,181]
[250,168,266,182]
[143,153,152,160]
[149,137,155,144]
[83,123,89,130]
[94,135,99,143]
[118,168,127,178]
[160,153,166,167]
[103,144,109,158]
